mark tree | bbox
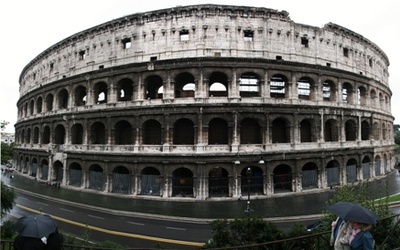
[0,120,9,131]
[1,142,14,165]
[204,217,284,248]
[0,181,16,218]
[394,124,400,144]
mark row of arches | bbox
[18,70,391,119]
[17,154,390,199]
[16,115,392,145]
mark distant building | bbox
[1,132,15,145]
[14,4,395,200]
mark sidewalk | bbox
[2,169,400,219]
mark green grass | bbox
[387,193,400,203]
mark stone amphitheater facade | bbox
[14,4,394,200]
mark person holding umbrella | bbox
[348,221,374,250]
[14,214,57,250]
[327,202,378,250]
[331,217,352,250]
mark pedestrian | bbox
[348,221,374,250]
[331,217,352,250]
[45,228,64,250]
[14,235,45,250]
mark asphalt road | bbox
[8,191,211,249]
[3,169,400,248]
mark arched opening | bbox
[323,80,335,101]
[240,166,263,195]
[90,122,106,144]
[45,94,54,111]
[346,159,358,183]
[42,126,51,144]
[326,160,340,187]
[271,118,290,143]
[69,163,82,187]
[26,128,31,143]
[114,120,132,145]
[270,74,287,98]
[94,82,108,104]
[36,97,43,113]
[362,156,371,179]
[325,119,338,142]
[361,120,370,141]
[240,118,261,144]
[31,158,38,178]
[40,159,49,180]
[29,100,34,115]
[117,78,133,101]
[71,123,84,144]
[209,72,228,97]
[302,163,318,189]
[345,120,357,141]
[57,89,69,109]
[74,85,87,106]
[208,118,228,144]
[342,82,353,104]
[140,167,161,196]
[239,72,260,97]
[297,77,313,100]
[145,75,163,99]
[142,120,162,144]
[173,118,194,145]
[300,119,312,142]
[54,125,65,144]
[33,127,39,144]
[175,72,195,98]
[209,167,229,197]
[273,164,292,192]
[358,86,367,106]
[88,164,103,191]
[53,160,64,183]
[112,166,130,194]
[172,168,193,197]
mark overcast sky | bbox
[1,0,399,133]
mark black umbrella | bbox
[327,201,378,225]
[15,214,57,238]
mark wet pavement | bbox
[2,170,400,219]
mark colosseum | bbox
[14,4,394,201]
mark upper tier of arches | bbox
[17,64,391,120]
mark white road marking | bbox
[166,227,186,231]
[88,214,104,220]
[127,221,145,226]
[60,208,75,213]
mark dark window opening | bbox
[208,118,228,144]
[150,56,157,61]
[276,56,283,60]
[142,120,162,144]
[122,38,132,49]
[326,63,331,67]
[79,50,86,60]
[180,30,189,41]
[369,58,373,67]
[343,47,349,57]
[99,65,104,69]
[173,119,195,145]
[244,30,254,42]
[301,37,309,48]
